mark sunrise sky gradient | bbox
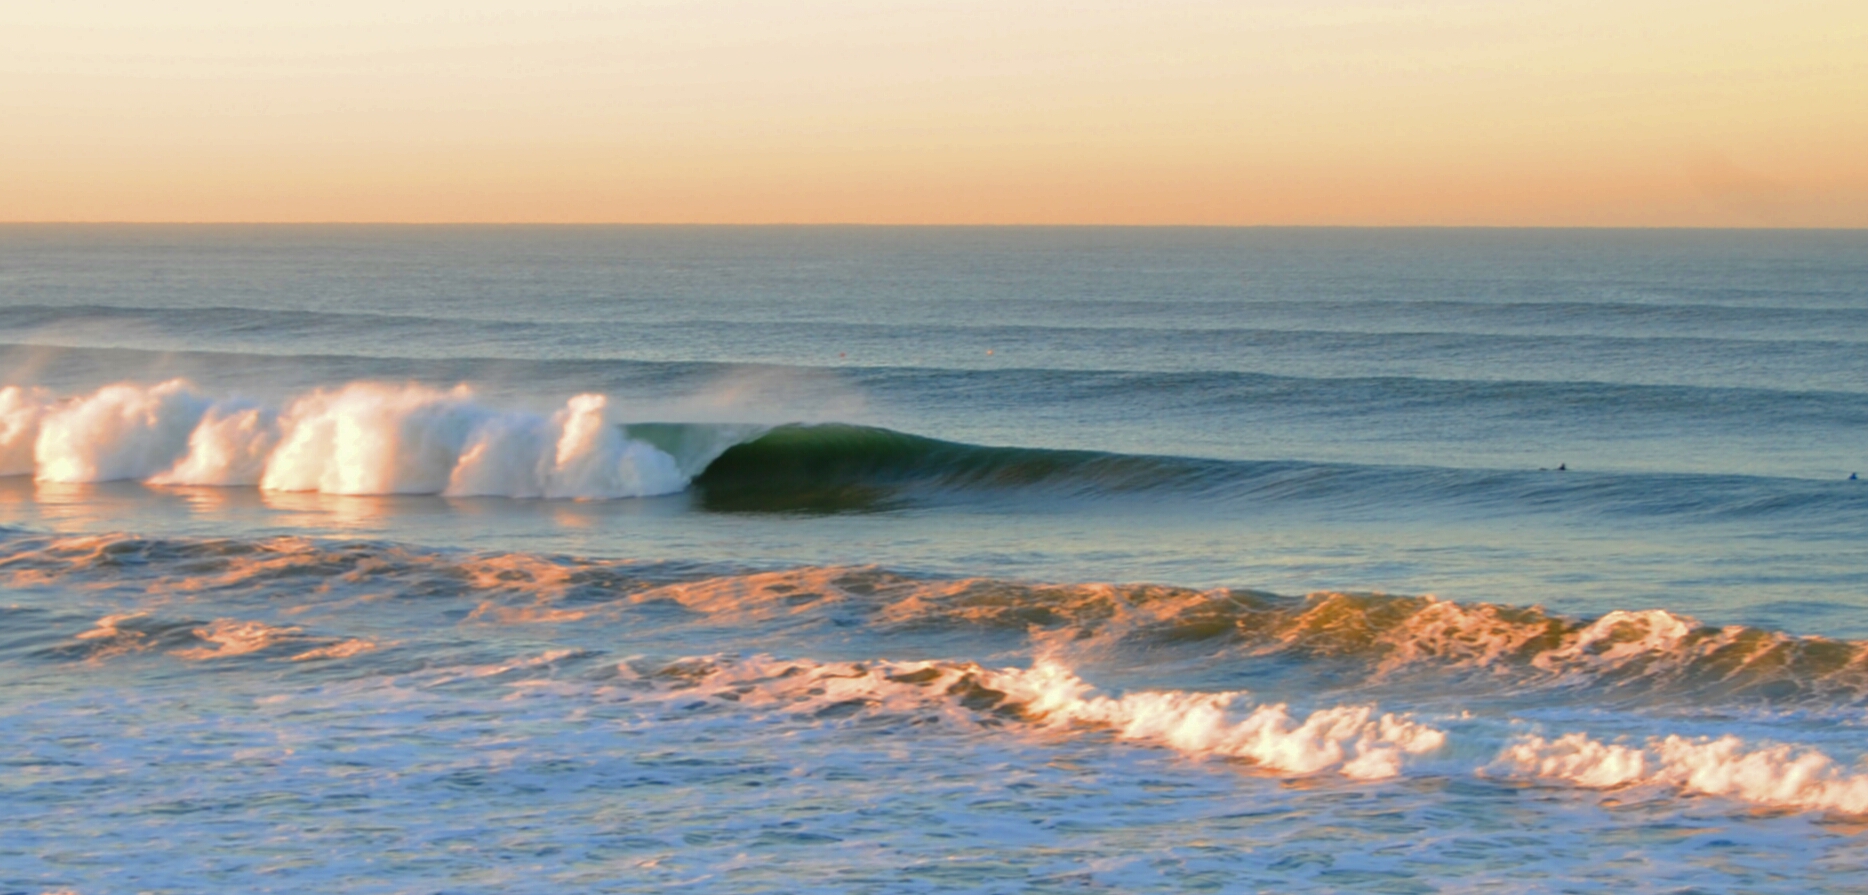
[5,0,1865,225]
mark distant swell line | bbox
[7,302,1868,346]
[9,342,1868,406]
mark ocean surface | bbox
[2,225,1865,893]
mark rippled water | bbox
[2,226,1866,892]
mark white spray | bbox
[0,385,50,476]
[5,379,700,499]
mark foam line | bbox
[1488,731,1868,814]
[1,380,699,499]
[632,654,1446,779]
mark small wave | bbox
[624,654,1868,815]
[625,654,1444,779]
[1487,731,1868,815]
[46,607,371,664]
[12,528,1868,817]
[170,618,305,660]
[7,532,1865,706]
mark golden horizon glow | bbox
[4,0,1866,226]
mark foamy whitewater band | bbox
[8,533,1868,706]
[44,607,1868,814]
[9,529,1867,814]
[0,380,739,498]
[642,656,1868,812]
[625,655,1446,780]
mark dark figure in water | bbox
[1853,473,1860,480]
[1558,463,1566,471]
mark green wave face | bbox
[690,423,1217,512]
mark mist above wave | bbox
[0,380,738,499]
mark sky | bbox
[3,0,1865,225]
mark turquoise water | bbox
[2,226,1866,892]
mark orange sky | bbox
[4,0,1865,225]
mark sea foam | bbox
[2,380,695,499]
[1489,731,1868,814]
[627,654,1446,779]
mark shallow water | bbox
[2,225,1866,892]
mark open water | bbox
[2,225,1866,892]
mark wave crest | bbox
[6,533,1865,705]
[1488,731,1868,814]
[1,380,703,499]
[629,654,1443,779]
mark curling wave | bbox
[6,381,1863,520]
[695,423,1864,520]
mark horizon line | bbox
[3,221,1865,232]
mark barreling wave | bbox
[5,379,1862,520]
[6,531,1866,707]
[694,422,1864,521]
[690,423,1229,510]
[1,379,1230,507]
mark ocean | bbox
[2,225,1865,892]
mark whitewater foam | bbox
[1489,731,1868,814]
[171,618,303,660]
[7,533,1867,705]
[149,401,280,487]
[627,654,1445,779]
[34,380,211,483]
[2,380,704,499]
[0,385,49,476]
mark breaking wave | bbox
[5,380,1863,521]
[10,529,1868,816]
[629,655,1868,810]
[7,532,1867,707]
[696,423,1868,519]
[625,655,1445,780]
[1488,731,1868,814]
[0,380,725,499]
